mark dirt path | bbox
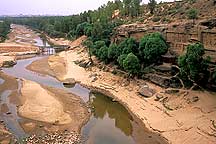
[27,36,216,144]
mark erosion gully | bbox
[0,37,167,144]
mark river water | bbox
[0,36,167,144]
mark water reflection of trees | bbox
[91,92,133,136]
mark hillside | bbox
[135,0,216,25]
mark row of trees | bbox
[2,0,142,41]
[84,32,168,75]
[0,21,10,42]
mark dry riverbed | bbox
[0,25,92,143]
[27,36,216,144]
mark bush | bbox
[118,37,138,55]
[117,54,127,68]
[0,21,10,42]
[178,43,208,84]
[123,53,141,74]
[152,17,161,22]
[139,32,168,65]
[108,43,120,60]
[76,22,91,36]
[187,8,198,20]
[97,46,109,63]
[93,40,106,56]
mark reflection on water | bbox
[82,92,135,144]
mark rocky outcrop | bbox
[138,85,156,98]
[114,20,216,63]
[0,56,16,68]
[62,78,76,88]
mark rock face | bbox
[138,85,156,98]
[146,74,182,88]
[113,20,216,63]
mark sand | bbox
[31,36,216,144]
[19,80,72,124]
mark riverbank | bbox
[28,36,216,144]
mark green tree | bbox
[148,0,157,14]
[108,43,120,60]
[117,54,127,68]
[93,40,106,56]
[0,21,10,42]
[123,0,132,16]
[118,38,138,55]
[178,43,208,84]
[123,53,140,74]
[76,22,91,36]
[97,45,109,63]
[132,0,142,16]
[187,8,198,21]
[139,32,168,65]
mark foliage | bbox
[97,45,109,63]
[148,0,157,14]
[178,43,208,83]
[93,40,106,56]
[187,8,198,20]
[152,16,160,22]
[139,32,168,65]
[108,43,120,60]
[0,21,10,42]
[123,53,140,74]
[76,22,91,37]
[118,37,138,55]
[117,54,127,68]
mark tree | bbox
[139,32,168,65]
[123,53,140,74]
[0,21,10,42]
[117,54,127,68]
[132,0,142,16]
[187,8,198,22]
[178,43,208,84]
[97,45,109,63]
[123,0,132,16]
[148,0,157,14]
[93,40,106,56]
[118,38,138,55]
[108,43,120,60]
[76,22,91,36]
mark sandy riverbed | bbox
[27,36,216,144]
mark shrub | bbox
[117,54,127,68]
[178,43,208,84]
[93,40,106,56]
[118,37,138,55]
[152,17,161,22]
[123,53,140,74]
[97,46,109,63]
[108,43,120,60]
[76,22,91,36]
[187,8,198,20]
[139,32,168,65]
